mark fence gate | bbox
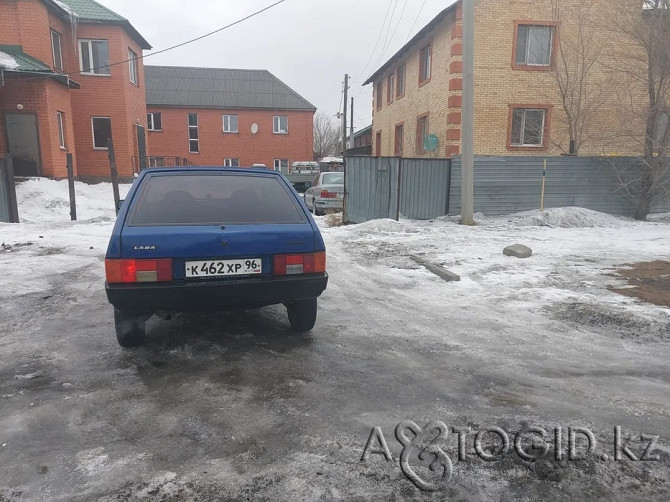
[344,157,399,224]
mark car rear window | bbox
[322,173,344,185]
[129,173,306,225]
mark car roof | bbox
[140,167,282,176]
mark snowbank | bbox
[509,207,632,228]
[15,178,131,223]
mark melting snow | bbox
[0,51,19,70]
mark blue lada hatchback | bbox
[105,167,328,347]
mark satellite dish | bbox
[251,123,259,134]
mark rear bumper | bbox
[315,199,343,211]
[106,273,328,312]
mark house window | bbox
[51,30,63,71]
[510,108,546,147]
[57,111,66,149]
[515,25,554,67]
[375,131,382,156]
[387,73,394,104]
[376,81,383,110]
[274,159,289,171]
[273,115,288,134]
[188,113,199,153]
[223,114,238,133]
[128,49,138,85]
[394,123,404,156]
[416,114,429,153]
[419,44,432,84]
[91,117,112,149]
[147,112,162,131]
[224,158,239,167]
[79,39,110,75]
[396,65,406,97]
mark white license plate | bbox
[185,258,262,278]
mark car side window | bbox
[311,174,320,187]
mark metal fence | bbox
[0,155,19,223]
[343,156,451,223]
[344,155,670,224]
[450,156,670,217]
[131,156,194,172]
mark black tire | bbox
[114,309,147,347]
[314,206,324,216]
[286,298,317,332]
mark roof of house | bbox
[50,0,151,49]
[0,45,79,87]
[354,125,372,138]
[363,1,460,85]
[144,66,317,111]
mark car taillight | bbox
[273,252,326,275]
[320,190,337,198]
[105,259,173,283]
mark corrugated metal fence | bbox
[450,156,670,216]
[344,155,669,223]
[344,157,451,223]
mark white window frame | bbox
[273,159,289,171]
[147,112,161,131]
[128,49,138,85]
[188,113,199,153]
[511,108,546,147]
[79,39,111,75]
[224,158,239,167]
[91,116,112,150]
[51,29,63,71]
[57,111,66,149]
[273,115,288,134]
[223,114,238,133]
[420,45,432,82]
[516,25,554,67]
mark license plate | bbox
[185,258,262,278]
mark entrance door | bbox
[5,114,41,176]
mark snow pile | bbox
[15,178,131,223]
[346,218,421,236]
[0,51,19,70]
[511,207,631,228]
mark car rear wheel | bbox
[286,298,317,332]
[114,309,147,347]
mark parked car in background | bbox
[304,172,344,215]
[105,167,328,347]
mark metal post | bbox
[66,153,76,221]
[107,138,120,210]
[460,0,475,225]
[5,154,19,223]
[540,158,547,211]
[350,97,355,150]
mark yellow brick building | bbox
[364,0,646,158]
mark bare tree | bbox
[313,112,340,160]
[547,0,613,154]
[606,0,670,219]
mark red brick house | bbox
[144,66,316,170]
[0,0,150,179]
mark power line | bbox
[350,0,396,84]
[10,0,288,81]
[370,0,409,73]
[405,0,428,42]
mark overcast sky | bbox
[102,0,453,131]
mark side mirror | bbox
[116,199,125,214]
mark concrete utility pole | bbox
[342,74,349,156]
[461,0,475,225]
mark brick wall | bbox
[0,1,148,178]
[371,5,461,158]
[146,107,315,168]
[369,0,648,158]
[68,24,147,179]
